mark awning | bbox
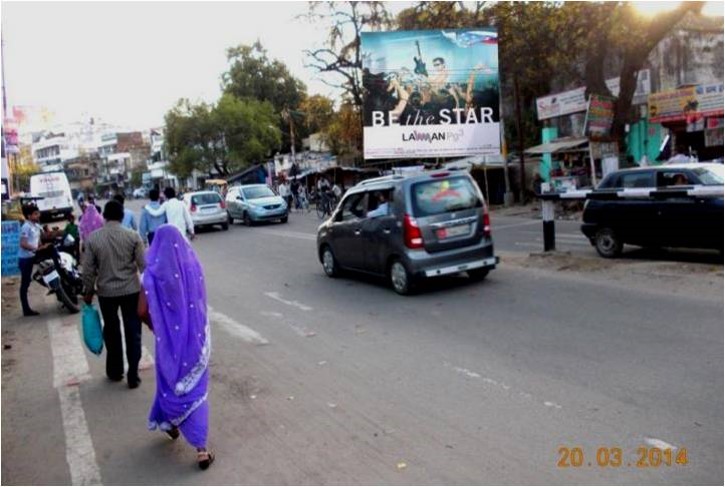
[525,137,589,155]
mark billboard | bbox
[361,29,500,159]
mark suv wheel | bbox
[321,246,339,277]
[594,227,623,258]
[390,259,414,295]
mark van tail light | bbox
[190,203,197,213]
[483,207,491,238]
[219,200,226,209]
[404,214,424,249]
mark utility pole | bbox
[514,74,527,204]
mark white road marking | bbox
[493,220,542,230]
[446,362,562,411]
[207,306,269,345]
[259,310,316,338]
[644,437,677,450]
[260,311,284,318]
[48,317,102,485]
[264,291,314,311]
[256,229,317,241]
[49,318,91,388]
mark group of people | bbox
[18,188,214,470]
[276,176,344,212]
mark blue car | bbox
[225,184,288,225]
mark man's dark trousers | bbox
[98,293,141,383]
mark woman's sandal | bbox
[197,450,215,470]
[165,427,180,440]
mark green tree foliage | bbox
[165,95,280,178]
[323,102,363,157]
[223,41,307,114]
[299,94,335,134]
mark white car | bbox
[183,191,229,231]
[133,187,149,199]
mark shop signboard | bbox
[536,70,650,121]
[361,28,501,159]
[648,83,724,123]
[584,94,616,137]
[1,221,21,277]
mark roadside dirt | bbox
[499,250,724,301]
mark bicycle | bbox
[316,191,338,219]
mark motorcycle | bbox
[32,234,84,314]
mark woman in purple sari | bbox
[137,224,214,470]
[79,203,104,242]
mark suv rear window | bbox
[411,176,481,217]
[191,193,221,205]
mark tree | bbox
[323,102,363,157]
[566,1,706,148]
[222,41,307,114]
[302,1,392,109]
[164,94,281,178]
[299,94,335,134]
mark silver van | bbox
[316,171,498,294]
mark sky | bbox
[2,1,722,131]
[1,1,408,130]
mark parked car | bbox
[225,184,288,225]
[132,187,149,199]
[316,171,498,295]
[183,191,229,232]
[581,163,724,258]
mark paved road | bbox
[2,203,722,485]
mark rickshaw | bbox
[205,179,228,197]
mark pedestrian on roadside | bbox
[138,188,167,246]
[278,180,290,208]
[137,224,215,470]
[82,200,146,388]
[143,187,195,240]
[18,204,52,316]
[290,179,300,210]
[113,194,138,231]
[62,213,81,260]
[79,202,105,242]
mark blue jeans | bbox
[18,257,35,314]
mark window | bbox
[191,193,221,205]
[411,176,481,217]
[691,167,723,185]
[340,193,367,221]
[243,186,275,199]
[656,171,691,187]
[366,189,393,216]
[616,172,654,188]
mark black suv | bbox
[317,171,498,294]
[581,164,723,257]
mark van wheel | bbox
[468,268,489,281]
[321,246,339,277]
[594,228,623,258]
[390,259,415,295]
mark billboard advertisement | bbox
[361,29,500,159]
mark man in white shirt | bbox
[144,187,195,240]
[366,192,390,219]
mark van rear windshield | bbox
[411,177,481,217]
